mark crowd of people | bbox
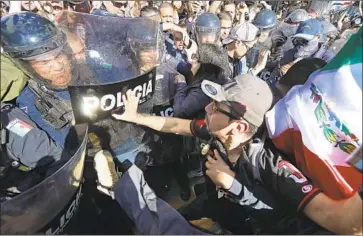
[1,0,362,235]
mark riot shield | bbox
[0,124,88,235]
[53,12,175,164]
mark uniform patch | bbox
[6,118,33,137]
[302,185,313,193]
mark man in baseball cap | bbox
[223,22,271,78]
[201,74,272,129]
[109,74,337,234]
[292,18,322,44]
[270,19,335,83]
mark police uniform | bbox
[0,103,67,200]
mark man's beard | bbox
[197,44,230,74]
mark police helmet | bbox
[1,12,77,91]
[286,9,309,24]
[195,12,221,44]
[1,12,66,60]
[196,12,221,31]
[127,20,163,53]
[253,9,278,30]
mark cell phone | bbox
[245,12,249,21]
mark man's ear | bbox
[231,120,248,134]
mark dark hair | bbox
[278,58,327,88]
[223,0,236,7]
[245,119,258,135]
[140,6,159,17]
[221,1,236,11]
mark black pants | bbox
[144,133,190,199]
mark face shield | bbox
[3,28,87,91]
[195,26,220,45]
[127,21,165,75]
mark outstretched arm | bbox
[112,90,193,136]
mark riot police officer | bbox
[253,9,278,48]
[1,12,77,149]
[0,102,69,201]
[249,9,277,74]
[268,9,310,72]
[194,12,221,45]
[0,66,68,202]
[127,21,193,200]
[1,12,152,163]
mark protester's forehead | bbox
[221,19,232,26]
[224,3,236,8]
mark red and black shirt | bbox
[190,118,321,212]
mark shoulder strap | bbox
[28,80,73,129]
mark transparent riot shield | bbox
[52,12,176,164]
[0,124,88,235]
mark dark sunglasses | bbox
[212,101,246,121]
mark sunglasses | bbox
[211,101,245,121]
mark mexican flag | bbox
[265,27,362,200]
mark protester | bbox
[112,74,360,234]
[221,1,236,23]
[271,58,327,102]
[159,2,174,24]
[265,28,363,234]
[270,19,335,83]
[1,56,28,104]
[223,22,270,77]
[218,12,233,42]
